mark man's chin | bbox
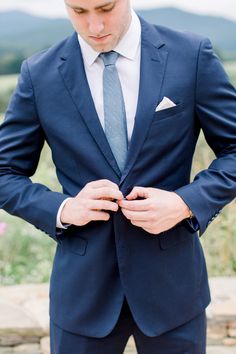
[90,43,114,53]
[86,38,116,53]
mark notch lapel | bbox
[120,20,168,185]
[58,33,121,178]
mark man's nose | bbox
[88,14,104,34]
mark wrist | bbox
[60,198,73,224]
[173,192,193,221]
[182,204,192,220]
[188,208,194,219]
[57,197,72,228]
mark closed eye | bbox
[100,4,115,12]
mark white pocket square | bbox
[155,97,176,112]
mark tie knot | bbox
[100,51,119,67]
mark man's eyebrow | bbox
[95,1,116,10]
[65,1,115,11]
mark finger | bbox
[144,228,157,235]
[128,220,156,234]
[125,187,149,200]
[90,187,123,201]
[89,211,111,221]
[118,199,149,211]
[90,199,119,212]
[121,208,149,221]
[86,179,119,190]
[130,220,148,227]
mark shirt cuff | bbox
[56,197,72,229]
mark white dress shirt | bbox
[57,11,141,228]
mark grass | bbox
[224,62,236,84]
[0,74,18,91]
[0,61,236,285]
[0,74,18,113]
[0,214,55,285]
[193,136,236,276]
[0,144,59,285]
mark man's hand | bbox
[118,187,190,235]
[61,180,123,226]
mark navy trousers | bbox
[50,298,206,354]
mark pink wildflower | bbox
[0,222,7,236]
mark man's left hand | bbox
[118,187,190,235]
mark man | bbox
[0,0,236,353]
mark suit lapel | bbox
[58,33,121,178]
[120,19,168,185]
[57,20,168,182]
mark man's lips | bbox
[89,34,111,42]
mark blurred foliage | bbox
[0,61,236,285]
[192,134,236,276]
[0,144,60,285]
[0,74,18,113]
[0,52,25,75]
[224,61,236,84]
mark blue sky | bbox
[0,0,236,21]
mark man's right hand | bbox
[60,180,123,226]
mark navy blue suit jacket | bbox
[0,18,236,337]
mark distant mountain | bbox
[0,11,73,55]
[0,8,236,63]
[136,7,236,55]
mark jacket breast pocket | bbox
[152,102,184,123]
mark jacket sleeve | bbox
[0,60,69,240]
[175,38,236,236]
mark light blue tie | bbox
[100,51,128,172]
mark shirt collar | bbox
[77,10,141,67]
